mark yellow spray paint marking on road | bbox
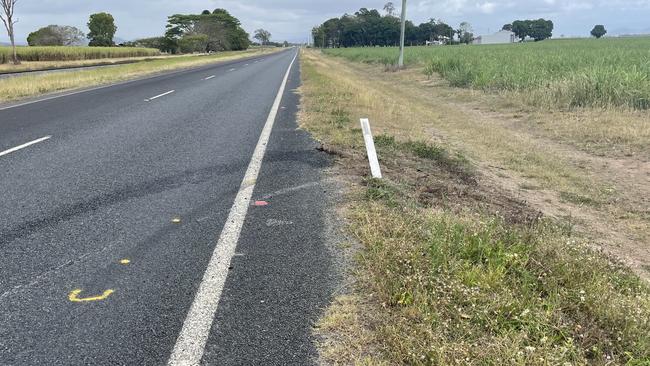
[119,259,131,265]
[172,218,181,224]
[68,289,115,302]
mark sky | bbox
[3,0,650,45]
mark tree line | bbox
[312,7,459,48]
[27,9,252,54]
[311,3,565,48]
[502,19,554,41]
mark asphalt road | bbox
[0,48,337,365]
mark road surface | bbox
[0,49,338,365]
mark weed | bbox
[364,178,398,207]
[373,134,397,149]
[560,191,600,206]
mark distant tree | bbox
[282,40,289,47]
[254,29,271,46]
[512,20,528,41]
[383,2,396,16]
[87,12,117,46]
[27,25,85,46]
[201,10,211,15]
[165,9,249,53]
[0,0,19,64]
[511,19,553,41]
[178,34,209,53]
[591,25,607,38]
[502,23,513,31]
[129,36,177,53]
[457,21,474,44]
[416,18,453,44]
[312,9,456,48]
[529,19,553,41]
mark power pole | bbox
[398,0,407,67]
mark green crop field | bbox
[0,46,161,64]
[323,37,650,110]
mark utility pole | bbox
[398,0,407,67]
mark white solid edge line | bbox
[204,75,216,80]
[167,50,298,366]
[0,136,51,158]
[145,90,175,102]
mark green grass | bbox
[0,46,160,63]
[323,38,650,110]
[351,202,650,365]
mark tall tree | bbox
[502,23,513,31]
[27,25,85,46]
[457,21,474,44]
[0,0,19,64]
[254,29,271,46]
[87,12,117,46]
[383,2,396,17]
[591,25,607,38]
[511,19,553,41]
[529,19,553,41]
[165,9,249,53]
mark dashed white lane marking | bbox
[204,75,216,80]
[0,136,51,158]
[167,50,298,366]
[244,63,249,66]
[145,90,175,102]
[228,68,236,72]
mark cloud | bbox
[477,2,497,14]
[2,0,649,44]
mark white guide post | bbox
[360,118,383,179]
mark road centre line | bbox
[204,75,216,80]
[167,50,298,366]
[145,90,175,102]
[0,136,51,158]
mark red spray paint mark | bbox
[253,200,269,206]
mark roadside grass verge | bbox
[0,49,278,103]
[300,50,650,364]
[300,50,611,206]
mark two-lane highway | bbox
[0,49,337,365]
